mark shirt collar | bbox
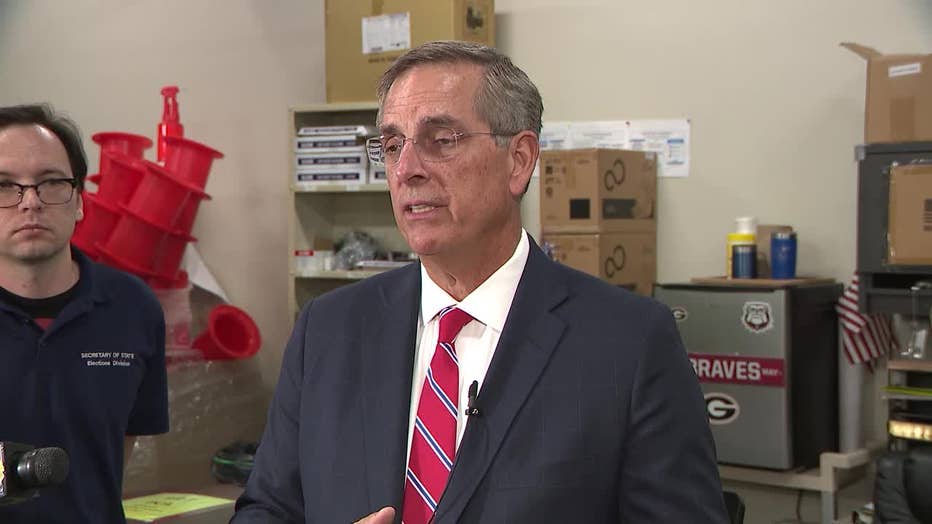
[420,229,530,331]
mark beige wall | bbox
[1,1,930,444]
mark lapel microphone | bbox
[465,380,481,417]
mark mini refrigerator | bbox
[654,280,841,470]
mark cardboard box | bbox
[842,43,932,143]
[325,0,495,103]
[540,149,657,233]
[756,224,794,278]
[887,163,932,265]
[542,231,656,296]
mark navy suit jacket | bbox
[233,239,728,523]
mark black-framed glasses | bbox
[366,126,512,166]
[0,178,78,208]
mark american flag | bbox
[835,275,897,365]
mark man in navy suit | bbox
[233,41,728,523]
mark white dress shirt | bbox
[405,230,531,464]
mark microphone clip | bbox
[464,380,481,417]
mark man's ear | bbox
[508,131,540,197]
[75,193,84,221]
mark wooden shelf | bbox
[294,269,386,280]
[718,447,874,492]
[887,359,932,372]
[719,445,881,524]
[291,101,379,113]
[689,276,836,288]
[292,183,389,194]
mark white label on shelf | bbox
[362,12,410,55]
[889,63,921,78]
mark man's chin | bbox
[12,243,69,264]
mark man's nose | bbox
[392,140,427,182]
[18,186,43,208]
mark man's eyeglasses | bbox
[366,127,511,166]
[0,179,78,208]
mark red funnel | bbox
[96,206,194,279]
[71,194,122,259]
[92,132,152,174]
[163,136,223,190]
[193,305,261,360]
[126,160,207,231]
[94,152,145,206]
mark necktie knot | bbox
[437,306,473,345]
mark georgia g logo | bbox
[671,306,688,322]
[704,392,740,425]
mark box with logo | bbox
[843,43,932,143]
[887,163,932,265]
[653,281,841,470]
[294,147,367,170]
[542,229,656,296]
[294,147,369,187]
[368,163,388,184]
[540,149,657,234]
[325,0,495,103]
[294,135,363,152]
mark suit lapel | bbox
[434,240,569,522]
[360,264,421,519]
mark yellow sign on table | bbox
[123,493,233,522]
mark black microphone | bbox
[0,442,70,506]
[464,380,481,417]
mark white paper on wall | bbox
[536,119,691,178]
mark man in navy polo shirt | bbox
[0,104,169,523]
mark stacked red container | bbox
[70,87,260,362]
[72,133,152,258]
[71,129,223,289]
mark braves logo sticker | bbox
[704,392,740,425]
[742,301,773,333]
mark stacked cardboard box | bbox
[842,42,932,144]
[539,149,658,295]
[293,124,377,188]
[325,0,495,103]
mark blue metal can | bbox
[732,244,757,279]
[771,232,797,279]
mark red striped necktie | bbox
[402,306,473,524]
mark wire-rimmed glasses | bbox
[366,126,510,166]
